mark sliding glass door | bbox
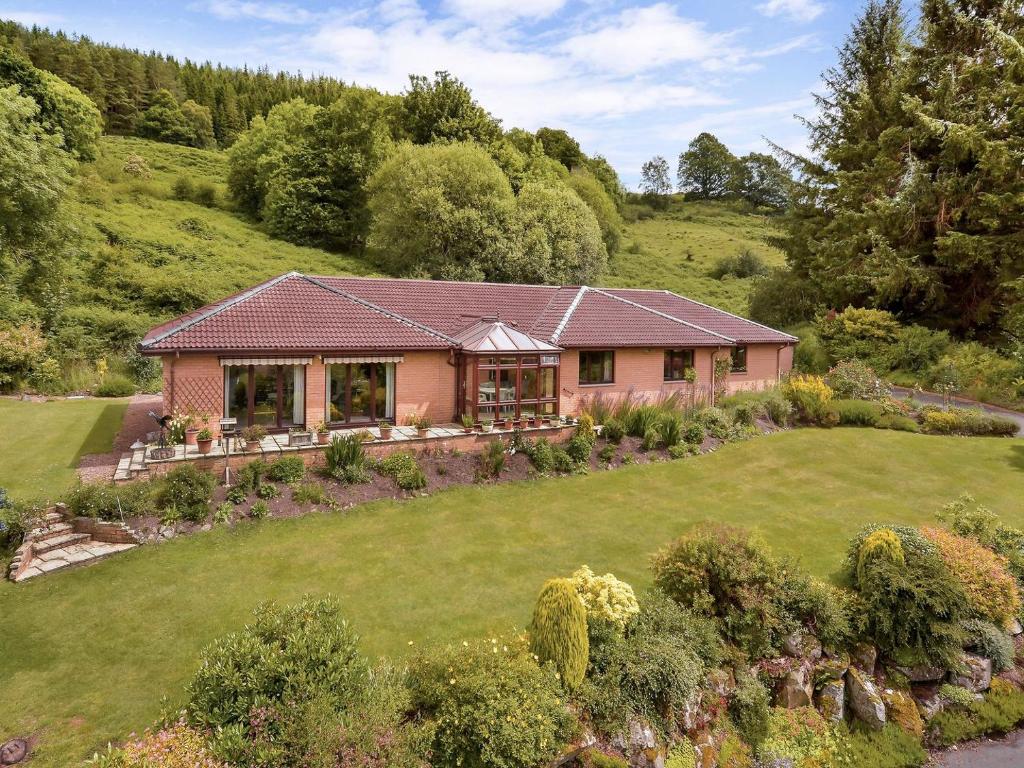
[224,365,305,429]
[327,362,394,425]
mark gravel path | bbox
[891,386,1024,435]
[931,730,1024,767]
[77,393,162,483]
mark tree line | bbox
[638,133,793,210]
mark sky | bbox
[1,0,864,187]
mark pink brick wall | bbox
[162,354,224,434]
[394,351,457,425]
[305,358,327,428]
[725,343,793,394]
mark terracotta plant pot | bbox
[518,418,528,430]
[245,439,261,452]
[184,428,199,447]
[463,426,473,434]
[197,438,213,455]
[379,426,393,440]
[318,431,330,444]
[416,427,429,438]
[531,417,543,428]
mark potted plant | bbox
[241,424,266,452]
[378,420,393,440]
[481,419,494,433]
[497,415,510,430]
[531,414,543,428]
[518,414,529,430]
[415,415,432,438]
[183,414,199,446]
[461,413,475,434]
[196,427,214,455]
[315,421,330,444]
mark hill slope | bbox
[603,199,785,316]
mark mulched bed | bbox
[125,427,765,542]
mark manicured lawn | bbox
[0,398,128,502]
[3,428,1024,764]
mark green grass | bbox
[602,197,785,315]
[0,399,127,502]
[3,428,1024,764]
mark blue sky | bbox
[2,0,862,186]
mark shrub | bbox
[730,667,770,749]
[876,414,920,432]
[602,418,625,444]
[92,719,227,768]
[758,707,843,767]
[833,398,883,426]
[193,181,217,207]
[528,437,555,473]
[841,723,928,768]
[652,524,826,659]
[922,407,1018,436]
[158,464,214,522]
[826,359,889,400]
[249,499,269,519]
[187,597,369,762]
[627,404,660,438]
[66,480,152,520]
[478,438,505,479]
[576,413,597,441]
[267,456,305,483]
[889,324,951,373]
[936,494,1024,590]
[657,413,683,447]
[529,578,589,691]
[256,483,280,499]
[397,465,427,491]
[939,683,977,707]
[235,460,267,493]
[566,432,595,464]
[683,421,706,445]
[920,526,1020,626]
[665,740,697,768]
[552,446,576,473]
[172,175,194,200]
[857,528,905,584]
[94,373,136,397]
[598,443,616,463]
[225,485,247,505]
[324,434,370,483]
[580,749,630,768]
[696,406,731,438]
[963,619,1015,673]
[928,342,1018,402]
[929,678,1024,746]
[709,249,769,279]
[291,481,328,505]
[817,306,901,368]
[667,443,696,459]
[781,374,833,423]
[408,637,574,768]
[731,400,764,427]
[569,565,639,633]
[641,426,660,451]
[213,503,232,525]
[846,525,969,667]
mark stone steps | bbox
[15,541,137,581]
[32,532,91,555]
[26,522,74,542]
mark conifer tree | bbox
[528,578,589,691]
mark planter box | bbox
[289,431,313,447]
[149,446,174,460]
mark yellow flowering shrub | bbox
[94,721,226,767]
[857,528,905,584]
[782,375,833,423]
[921,526,1021,627]
[569,565,640,632]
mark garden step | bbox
[44,512,63,524]
[32,532,91,555]
[28,523,74,542]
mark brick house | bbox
[140,272,797,434]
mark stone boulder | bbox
[776,664,814,708]
[894,663,946,683]
[783,632,823,662]
[814,652,850,685]
[611,719,664,768]
[882,689,924,738]
[846,668,886,729]
[815,680,845,723]
[950,653,992,693]
[850,643,877,675]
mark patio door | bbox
[327,362,395,424]
[225,364,305,429]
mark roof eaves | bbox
[663,290,799,343]
[141,271,301,350]
[301,274,460,346]
[550,286,588,344]
[590,288,736,344]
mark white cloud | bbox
[202,0,315,24]
[0,9,63,26]
[443,0,566,25]
[756,0,825,23]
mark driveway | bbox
[892,386,1024,436]
[931,730,1024,767]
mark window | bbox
[579,351,614,385]
[731,346,748,373]
[466,353,559,421]
[327,362,395,424]
[224,364,305,430]
[664,349,695,381]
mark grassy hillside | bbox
[602,198,785,315]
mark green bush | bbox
[921,407,1018,437]
[408,637,574,768]
[696,406,732,438]
[826,359,888,400]
[66,479,152,520]
[598,443,616,463]
[478,438,505,479]
[641,426,660,451]
[529,578,589,691]
[528,437,555,473]
[256,482,280,499]
[683,422,706,445]
[889,324,951,373]
[186,596,369,764]
[964,619,1015,673]
[759,706,844,766]
[731,400,764,427]
[396,464,427,491]
[626,404,660,438]
[94,373,136,397]
[267,455,305,483]
[602,418,625,444]
[657,413,683,447]
[552,445,576,473]
[709,249,769,279]
[193,181,217,207]
[225,485,247,505]
[172,175,194,200]
[846,525,969,667]
[876,414,920,432]
[157,464,214,522]
[841,723,928,768]
[833,399,883,426]
[324,434,370,483]
[566,432,594,464]
[249,499,269,519]
[729,667,770,749]
[929,679,1024,746]
[291,481,328,505]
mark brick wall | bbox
[162,354,224,433]
[725,343,793,394]
[394,351,457,425]
[305,358,327,428]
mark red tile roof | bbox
[141,273,796,354]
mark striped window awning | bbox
[219,357,313,366]
[322,355,405,364]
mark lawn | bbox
[602,198,785,315]
[0,398,127,502]
[3,428,1024,764]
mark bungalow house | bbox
[140,272,797,434]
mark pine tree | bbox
[528,578,588,691]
